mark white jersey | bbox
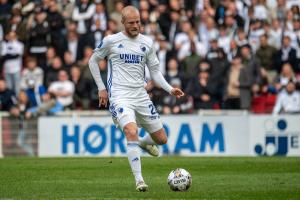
[93,32,169,102]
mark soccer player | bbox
[89,6,184,191]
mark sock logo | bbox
[132,157,139,162]
[254,119,299,156]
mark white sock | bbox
[127,141,144,183]
[139,134,157,148]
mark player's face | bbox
[123,12,141,37]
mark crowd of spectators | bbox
[1,0,300,118]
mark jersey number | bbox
[148,104,157,115]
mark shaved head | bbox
[121,6,140,22]
[121,6,141,38]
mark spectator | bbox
[161,78,193,114]
[72,0,95,35]
[252,0,270,21]
[1,31,24,95]
[161,8,180,47]
[60,0,75,24]
[240,44,261,95]
[274,35,298,73]
[65,30,82,61]
[174,19,193,52]
[251,68,277,113]
[177,29,207,61]
[198,16,218,50]
[44,56,65,88]
[26,92,64,118]
[248,19,264,52]
[276,0,288,23]
[63,50,76,71]
[12,0,35,18]
[0,0,12,22]
[273,79,300,114]
[255,34,277,82]
[227,40,239,61]
[27,7,49,70]
[23,78,47,110]
[269,18,283,50]
[156,35,172,76]
[109,1,125,32]
[273,62,297,92]
[181,38,202,83]
[91,2,108,32]
[45,46,57,69]
[3,14,27,43]
[218,25,231,54]
[186,69,215,109]
[224,56,252,110]
[48,70,75,109]
[235,28,249,48]
[70,65,91,109]
[206,40,229,104]
[78,46,94,79]
[164,58,184,86]
[47,0,65,56]
[20,57,44,90]
[0,78,19,116]
[88,17,105,49]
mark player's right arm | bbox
[89,37,111,107]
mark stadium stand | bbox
[1,0,300,115]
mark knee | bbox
[156,136,167,145]
[123,125,138,140]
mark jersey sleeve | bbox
[146,42,173,94]
[93,36,111,59]
[146,43,160,68]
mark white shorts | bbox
[109,99,163,134]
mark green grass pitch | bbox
[0,157,300,199]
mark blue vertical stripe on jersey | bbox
[107,59,113,97]
[144,67,148,83]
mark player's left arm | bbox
[147,44,184,99]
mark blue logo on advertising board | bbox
[61,123,225,155]
[254,119,299,156]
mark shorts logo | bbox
[118,107,124,114]
[254,119,299,156]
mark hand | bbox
[98,89,108,107]
[171,88,184,98]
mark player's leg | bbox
[123,122,148,191]
[136,102,167,156]
[110,102,148,191]
[148,127,168,145]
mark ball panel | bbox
[167,168,192,191]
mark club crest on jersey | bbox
[140,45,146,52]
[119,54,143,64]
[118,107,124,114]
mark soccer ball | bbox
[167,168,192,191]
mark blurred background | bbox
[0,0,300,157]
